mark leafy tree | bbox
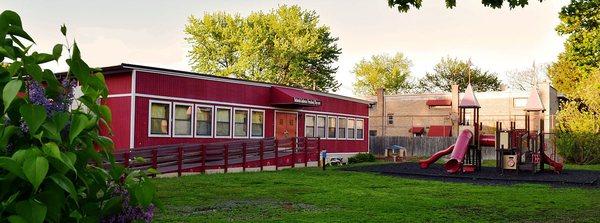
[417,57,502,92]
[185,5,342,91]
[352,53,412,96]
[506,62,549,91]
[0,10,157,221]
[549,0,600,164]
[387,0,544,12]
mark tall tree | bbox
[387,0,544,12]
[548,0,600,164]
[506,62,549,91]
[352,53,412,96]
[418,57,502,92]
[185,5,342,91]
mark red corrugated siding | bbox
[105,72,131,94]
[105,70,368,153]
[103,97,131,150]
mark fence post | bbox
[177,146,183,177]
[123,152,130,168]
[242,143,247,172]
[223,144,228,173]
[275,140,279,170]
[200,145,206,173]
[151,148,158,177]
[291,137,296,168]
[317,137,321,159]
[304,137,308,167]
[259,140,264,171]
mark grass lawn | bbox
[152,165,600,222]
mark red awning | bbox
[426,99,452,107]
[409,127,425,134]
[270,86,321,107]
[427,125,452,137]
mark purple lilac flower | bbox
[26,76,76,115]
[101,186,154,223]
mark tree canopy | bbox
[548,0,600,164]
[185,5,342,92]
[417,57,502,93]
[352,53,412,96]
[387,0,544,12]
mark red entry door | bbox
[275,112,297,140]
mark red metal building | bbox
[101,64,369,156]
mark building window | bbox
[347,118,356,139]
[251,110,265,138]
[387,114,394,124]
[327,116,337,138]
[356,119,364,140]
[317,116,326,138]
[149,101,171,136]
[215,107,231,137]
[234,108,249,138]
[173,103,193,137]
[305,115,316,137]
[338,117,347,139]
[195,105,212,137]
[514,98,528,108]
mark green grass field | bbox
[152,164,600,222]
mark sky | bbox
[3,0,568,97]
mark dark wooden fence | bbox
[369,136,497,160]
[114,137,321,177]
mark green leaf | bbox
[15,200,47,223]
[69,114,89,144]
[99,105,112,123]
[23,156,49,191]
[42,142,61,161]
[133,180,155,206]
[24,64,43,81]
[0,10,22,27]
[102,196,123,216]
[0,157,25,179]
[60,24,67,36]
[20,104,47,134]
[49,174,78,201]
[7,215,28,223]
[6,61,22,76]
[0,125,17,150]
[12,148,41,164]
[32,52,55,64]
[3,79,22,112]
[52,44,62,61]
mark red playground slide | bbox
[541,153,563,173]
[419,129,474,172]
[419,145,454,169]
[443,129,474,173]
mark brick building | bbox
[368,82,559,137]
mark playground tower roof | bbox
[459,84,480,108]
[524,88,545,111]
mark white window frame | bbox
[347,118,356,140]
[356,118,365,140]
[214,106,232,138]
[316,115,327,139]
[148,100,172,138]
[194,104,214,138]
[338,117,347,140]
[327,116,337,139]
[250,109,265,139]
[304,114,316,138]
[233,108,250,139]
[172,102,194,138]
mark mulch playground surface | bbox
[342,163,600,188]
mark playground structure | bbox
[419,85,563,174]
